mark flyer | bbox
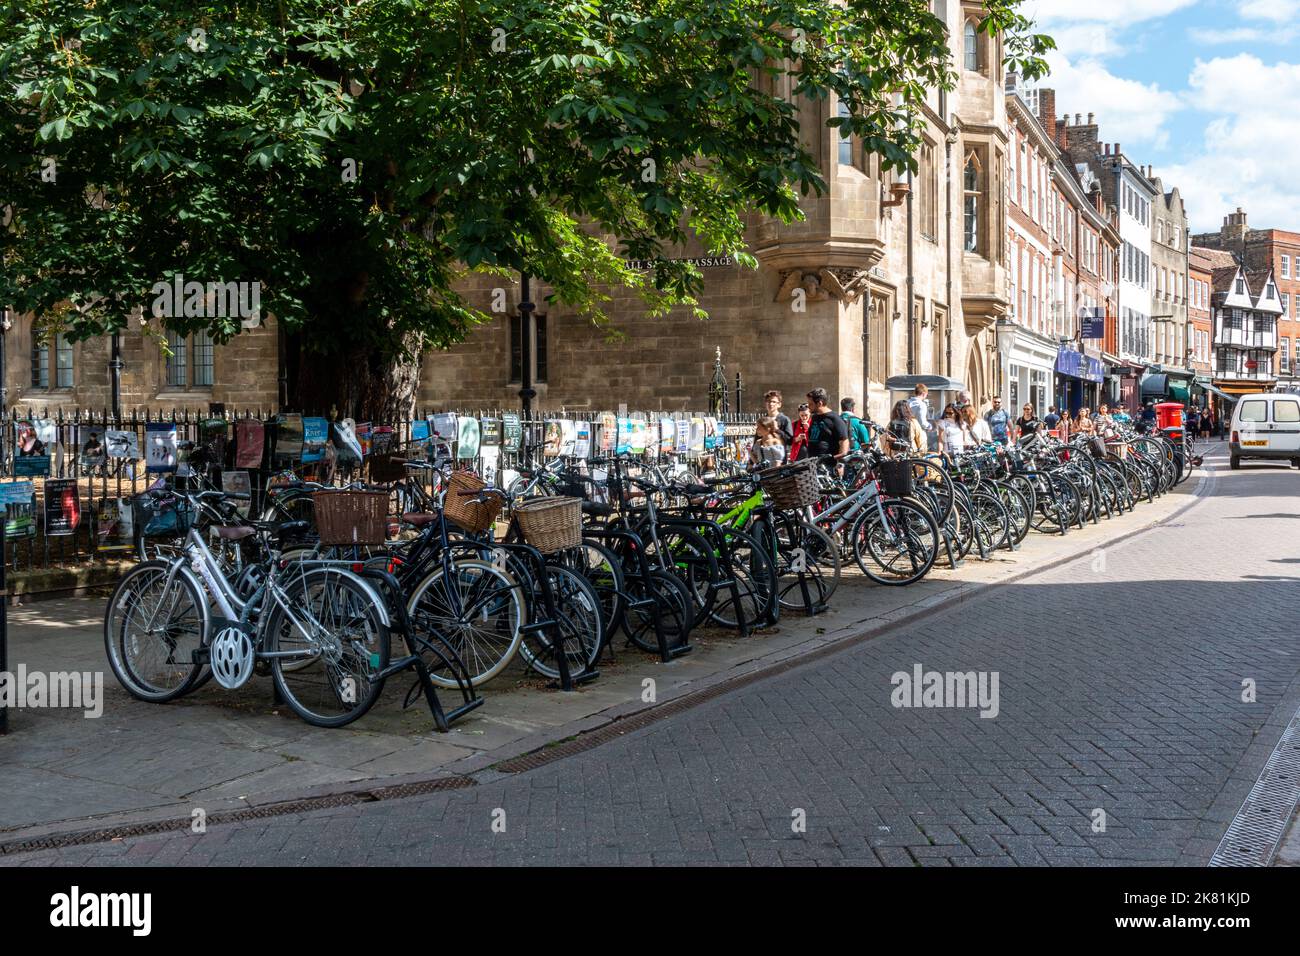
[43,478,80,536]
[106,428,140,460]
[480,418,501,446]
[431,413,458,442]
[334,418,362,462]
[221,470,252,518]
[95,497,134,552]
[543,421,563,457]
[14,421,51,477]
[703,416,720,450]
[660,418,676,454]
[574,421,592,459]
[599,412,617,452]
[629,418,648,454]
[502,414,522,451]
[198,419,228,470]
[0,481,37,537]
[480,446,500,486]
[234,419,264,468]
[456,415,480,460]
[302,417,329,463]
[688,417,706,456]
[145,422,179,473]
[276,413,304,460]
[675,419,690,454]
[411,419,430,443]
[79,426,107,469]
[560,419,578,457]
[615,417,632,455]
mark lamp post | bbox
[109,329,123,418]
[517,272,537,425]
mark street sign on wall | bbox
[1080,308,1105,340]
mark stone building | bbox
[1147,174,1193,403]
[2,311,281,415]
[420,1,1011,423]
[1193,209,1300,393]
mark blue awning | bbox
[1055,347,1104,383]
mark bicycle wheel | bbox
[995,482,1031,545]
[970,491,1011,553]
[771,513,841,611]
[641,525,718,627]
[623,569,693,654]
[406,558,526,688]
[709,528,778,629]
[850,498,939,586]
[949,495,975,558]
[104,561,208,702]
[563,540,626,639]
[518,564,603,679]
[267,568,391,728]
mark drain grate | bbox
[0,775,475,857]
[1209,710,1300,866]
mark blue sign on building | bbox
[1055,346,1105,383]
[1080,308,1105,340]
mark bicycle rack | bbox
[358,566,483,732]
[583,527,692,663]
[454,540,599,693]
[657,515,761,635]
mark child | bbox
[750,416,787,469]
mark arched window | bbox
[963,153,981,253]
[963,21,979,72]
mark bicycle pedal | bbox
[254,660,273,677]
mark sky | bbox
[1019,0,1300,234]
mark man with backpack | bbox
[840,397,871,452]
[984,396,1011,446]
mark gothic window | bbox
[963,152,982,254]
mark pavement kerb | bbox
[0,459,1218,852]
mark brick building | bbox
[1193,209,1300,394]
[1188,248,1214,394]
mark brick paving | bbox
[6,447,1300,866]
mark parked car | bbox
[1228,393,1300,469]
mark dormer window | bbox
[1236,278,1245,295]
[1266,284,1275,300]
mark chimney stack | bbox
[1088,112,1095,124]
[1075,113,1082,125]
[1037,88,1057,134]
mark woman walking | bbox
[938,403,967,457]
[790,403,812,461]
[885,399,925,456]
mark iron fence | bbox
[1,406,759,574]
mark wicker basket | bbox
[757,459,821,510]
[312,490,388,546]
[877,459,915,497]
[368,455,409,484]
[442,469,502,534]
[514,496,583,553]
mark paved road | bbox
[8,444,1300,866]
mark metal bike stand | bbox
[358,566,483,732]
[584,527,692,663]
[658,516,754,637]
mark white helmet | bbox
[209,625,255,690]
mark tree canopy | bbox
[0,0,1052,413]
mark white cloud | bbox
[1164,55,1300,232]
[1022,0,1199,25]
[1187,26,1299,44]
[1237,0,1300,22]
[1042,53,1183,149]
[1046,24,1126,59]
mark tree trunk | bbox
[287,332,423,422]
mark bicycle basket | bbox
[368,454,409,484]
[443,469,501,534]
[134,494,195,539]
[312,490,388,546]
[757,459,820,510]
[877,459,915,497]
[513,496,583,553]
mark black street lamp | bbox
[518,272,537,418]
[109,329,123,418]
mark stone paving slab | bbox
[0,461,1203,840]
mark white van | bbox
[1229,393,1300,469]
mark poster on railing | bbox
[629,417,648,454]
[674,418,690,454]
[13,421,51,477]
[704,416,721,450]
[410,419,430,443]
[333,419,362,462]
[502,414,521,451]
[431,412,457,442]
[480,445,500,485]
[301,417,329,463]
[574,421,591,459]
[480,418,501,447]
[456,415,480,460]
[276,413,304,461]
[558,419,577,457]
[43,478,80,536]
[221,470,252,518]
[94,497,134,552]
[35,418,57,450]
[79,426,106,469]
[0,481,36,537]
[145,422,178,473]
[543,420,562,457]
[234,419,263,468]
[198,419,227,469]
[105,428,140,460]
[688,417,707,456]
[659,418,676,455]
[615,417,632,455]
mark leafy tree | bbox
[0,0,1051,418]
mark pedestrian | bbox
[908,383,936,451]
[886,399,925,456]
[963,404,992,446]
[749,416,788,469]
[984,396,1011,446]
[763,389,794,446]
[1043,405,1061,431]
[1015,403,1043,442]
[802,388,850,464]
[790,403,811,461]
[1111,402,1131,426]
[938,403,967,456]
[956,389,972,410]
[1186,405,1200,437]
[1202,408,1214,440]
[840,397,871,452]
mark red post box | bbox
[1155,401,1184,431]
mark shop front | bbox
[1105,357,1146,415]
[1055,345,1105,414]
[998,320,1057,418]
[1140,367,1194,406]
